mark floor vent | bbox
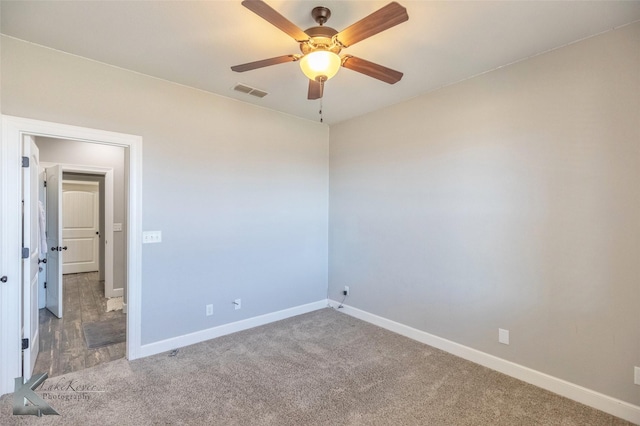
[233,83,268,98]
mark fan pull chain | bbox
[319,98,324,123]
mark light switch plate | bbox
[142,231,162,244]
[634,366,640,385]
[113,223,123,232]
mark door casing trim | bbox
[0,115,143,395]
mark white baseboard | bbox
[328,300,640,425]
[138,299,328,358]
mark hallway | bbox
[34,272,126,377]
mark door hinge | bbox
[22,338,29,350]
[44,181,47,188]
[44,281,47,289]
[22,156,29,167]
[22,248,29,259]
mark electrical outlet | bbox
[206,304,213,316]
[498,328,509,345]
[634,366,640,385]
[344,286,350,296]
[234,298,241,310]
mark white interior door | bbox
[37,167,47,310]
[62,181,99,274]
[22,135,40,378]
[45,165,64,318]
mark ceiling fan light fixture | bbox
[299,50,341,82]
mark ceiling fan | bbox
[231,0,409,100]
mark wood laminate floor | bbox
[34,272,126,378]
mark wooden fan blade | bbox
[242,0,309,42]
[335,2,408,48]
[308,80,324,100]
[231,55,298,72]
[342,56,403,84]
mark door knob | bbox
[38,258,47,264]
[62,246,68,251]
[0,276,7,283]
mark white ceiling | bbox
[2,1,640,125]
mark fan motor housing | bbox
[301,26,341,55]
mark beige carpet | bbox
[0,308,633,425]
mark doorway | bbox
[0,115,143,396]
[34,145,126,376]
[62,178,101,276]
[36,138,123,315]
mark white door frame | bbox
[22,136,40,377]
[0,115,143,396]
[44,162,119,298]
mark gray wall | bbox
[38,138,126,292]
[1,35,329,345]
[329,22,640,406]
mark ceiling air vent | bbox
[233,83,268,98]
